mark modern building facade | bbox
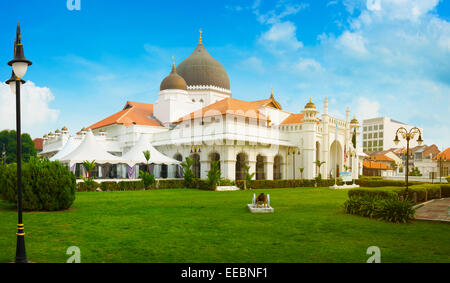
[362,117,424,153]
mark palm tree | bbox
[82,160,96,179]
[299,168,304,179]
[207,161,221,191]
[143,150,151,172]
[313,160,326,177]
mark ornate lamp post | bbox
[287,147,300,179]
[5,22,32,264]
[393,127,423,198]
[436,155,447,184]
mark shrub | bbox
[118,181,145,191]
[441,185,450,198]
[355,179,423,187]
[446,176,450,183]
[139,170,155,189]
[180,157,195,188]
[100,181,120,191]
[344,194,415,223]
[377,197,415,223]
[157,179,185,189]
[0,158,76,211]
[77,179,99,192]
[206,161,221,191]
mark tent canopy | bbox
[50,136,82,162]
[122,134,180,167]
[59,130,122,166]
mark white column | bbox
[265,156,274,180]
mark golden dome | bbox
[176,35,230,90]
[160,57,188,91]
[304,98,316,109]
[351,116,359,125]
[62,126,68,131]
[55,129,61,134]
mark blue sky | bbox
[0,0,449,149]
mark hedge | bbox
[441,185,450,198]
[234,179,344,190]
[348,184,443,204]
[0,158,76,211]
[355,179,423,187]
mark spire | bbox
[171,56,176,73]
[270,85,274,99]
[199,29,203,44]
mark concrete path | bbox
[415,198,450,223]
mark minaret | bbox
[322,97,329,179]
[301,98,320,179]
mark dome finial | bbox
[171,56,176,72]
[199,29,203,44]
[270,85,274,99]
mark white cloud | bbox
[0,82,59,137]
[240,56,265,74]
[295,58,323,73]
[337,31,368,55]
[259,21,303,53]
[355,97,380,120]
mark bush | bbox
[157,179,186,189]
[77,179,99,192]
[0,158,76,211]
[355,179,423,187]
[441,185,450,198]
[344,194,415,223]
[378,197,415,223]
[118,181,145,191]
[139,170,155,189]
[100,181,120,191]
[446,176,450,183]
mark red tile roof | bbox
[33,138,43,151]
[174,97,270,123]
[88,101,163,130]
[363,160,393,170]
[281,113,304,125]
[434,147,450,160]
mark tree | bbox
[180,157,195,188]
[313,160,326,177]
[82,160,96,179]
[243,165,255,190]
[207,161,221,191]
[0,130,37,164]
[143,150,151,172]
[299,168,304,179]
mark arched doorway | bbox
[316,141,321,177]
[174,153,183,178]
[330,140,342,178]
[209,152,220,172]
[190,154,200,179]
[235,152,248,180]
[273,155,282,180]
[256,155,266,180]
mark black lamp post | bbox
[5,22,32,264]
[287,147,300,179]
[393,126,423,199]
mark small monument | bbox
[248,193,274,213]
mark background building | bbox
[362,117,424,153]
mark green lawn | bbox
[0,188,449,263]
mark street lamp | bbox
[393,126,423,199]
[287,147,300,179]
[436,155,447,184]
[5,22,32,264]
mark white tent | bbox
[50,136,83,162]
[59,130,122,167]
[122,134,180,167]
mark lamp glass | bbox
[394,139,399,145]
[12,62,28,79]
[9,80,16,95]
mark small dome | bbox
[304,98,316,109]
[55,129,61,134]
[351,116,359,125]
[176,38,230,90]
[160,60,187,91]
[62,126,68,131]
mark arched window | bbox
[235,153,248,180]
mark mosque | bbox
[40,33,365,181]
